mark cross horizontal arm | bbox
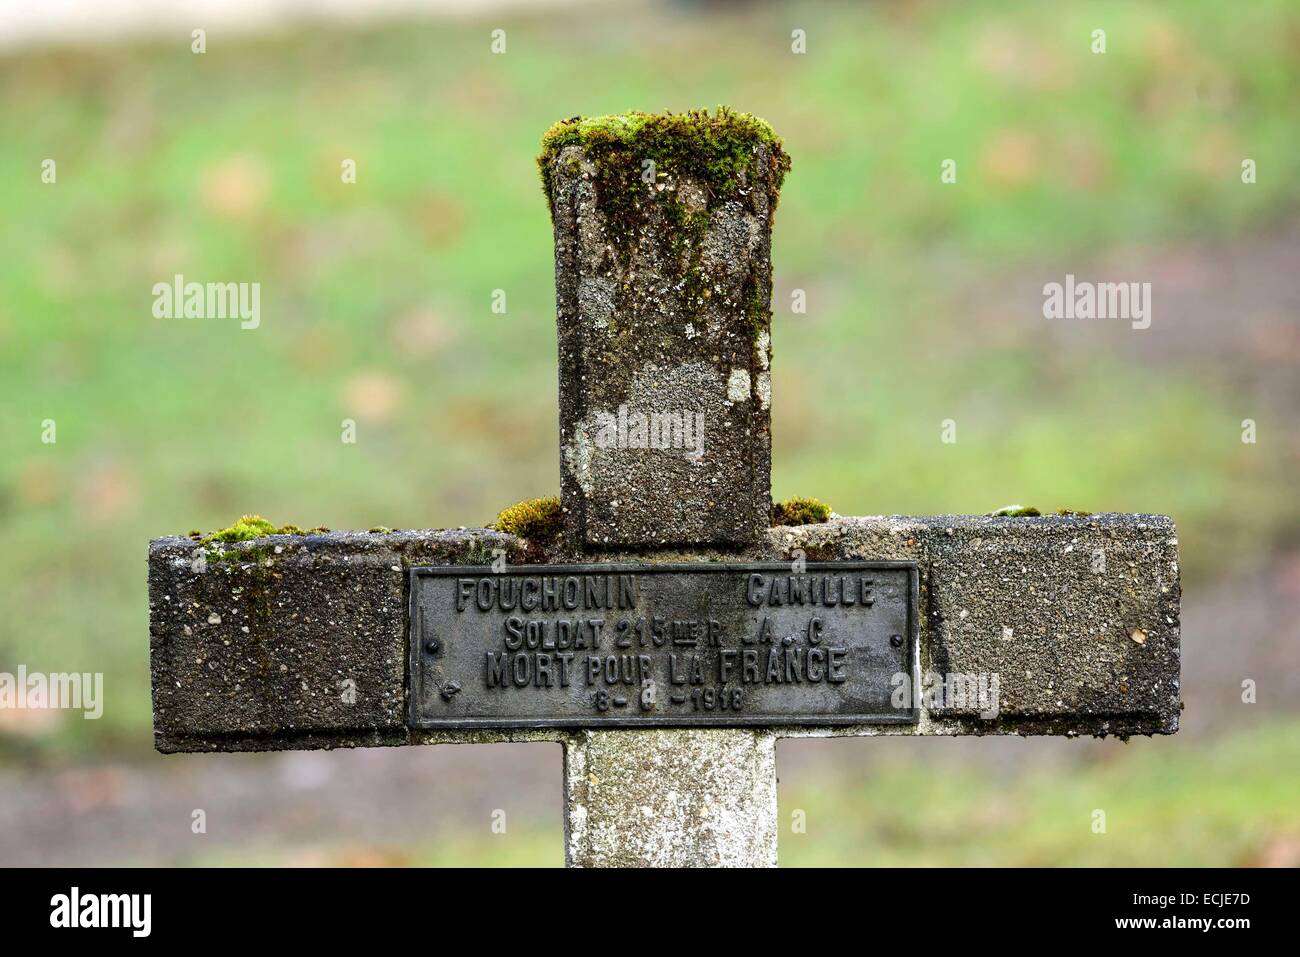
[148,512,1178,753]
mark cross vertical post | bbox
[540,111,791,866]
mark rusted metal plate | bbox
[408,562,919,729]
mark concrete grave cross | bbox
[148,110,1181,868]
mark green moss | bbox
[988,505,1042,517]
[773,496,832,526]
[537,107,790,215]
[463,540,497,565]
[988,505,1091,518]
[492,496,563,542]
[206,543,272,566]
[205,515,280,543]
[201,515,321,544]
[537,108,788,354]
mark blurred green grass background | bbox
[1,0,1297,865]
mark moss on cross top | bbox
[537,107,791,212]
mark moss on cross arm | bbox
[988,505,1094,518]
[772,496,831,526]
[987,505,1041,517]
[199,515,322,543]
[493,496,563,542]
[204,515,294,543]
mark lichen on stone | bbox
[987,505,1042,517]
[493,496,563,542]
[772,497,831,526]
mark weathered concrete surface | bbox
[149,512,1179,752]
[149,529,528,753]
[774,513,1182,737]
[563,728,777,867]
[544,121,786,549]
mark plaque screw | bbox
[890,634,904,648]
[440,681,461,702]
[424,639,440,655]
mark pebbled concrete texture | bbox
[148,529,528,753]
[775,513,1181,737]
[563,728,777,868]
[546,141,779,549]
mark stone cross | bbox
[148,110,1181,867]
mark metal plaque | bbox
[408,562,919,729]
